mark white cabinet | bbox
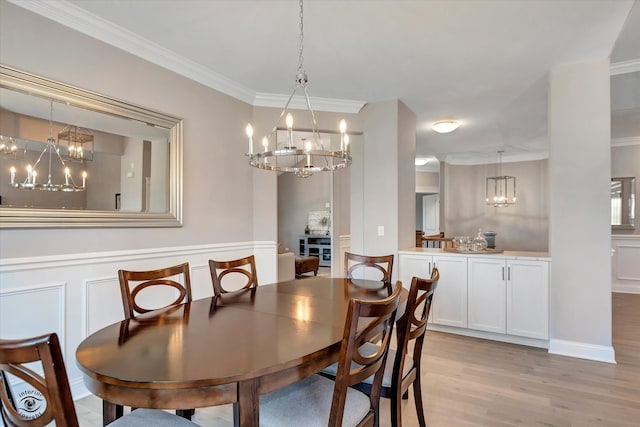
[467,257,549,339]
[467,257,506,334]
[398,249,550,346]
[506,260,549,339]
[398,253,467,328]
[431,255,468,328]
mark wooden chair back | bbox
[118,263,192,320]
[330,282,402,426]
[390,268,439,426]
[344,252,394,283]
[0,333,79,427]
[208,255,258,296]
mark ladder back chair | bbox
[0,333,200,427]
[208,255,258,296]
[260,282,403,427]
[118,263,192,320]
[344,252,394,284]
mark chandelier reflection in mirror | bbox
[485,151,516,207]
[244,0,351,178]
[9,100,86,192]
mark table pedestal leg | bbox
[176,409,195,419]
[235,379,259,426]
[102,401,123,426]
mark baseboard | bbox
[548,339,616,364]
[69,377,91,401]
[427,324,549,349]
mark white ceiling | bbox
[11,0,640,169]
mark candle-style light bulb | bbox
[26,164,33,184]
[82,171,87,188]
[286,113,294,148]
[305,140,312,167]
[32,170,37,185]
[64,167,70,186]
[262,136,269,152]
[344,134,350,152]
[246,123,254,155]
[10,166,16,185]
[339,119,347,151]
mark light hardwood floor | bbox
[75,293,640,426]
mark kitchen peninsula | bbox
[399,248,551,349]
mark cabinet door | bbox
[431,255,467,328]
[506,260,549,339]
[467,258,506,333]
[398,254,433,289]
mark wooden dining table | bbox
[76,276,400,426]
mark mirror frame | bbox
[0,65,183,228]
[611,176,635,231]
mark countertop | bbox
[399,247,551,261]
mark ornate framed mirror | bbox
[0,65,183,228]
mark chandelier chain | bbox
[297,0,304,73]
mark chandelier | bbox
[9,100,86,192]
[485,151,516,207]
[58,125,94,162]
[245,0,351,178]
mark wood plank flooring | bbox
[75,293,640,426]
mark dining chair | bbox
[208,255,258,296]
[0,332,200,427]
[321,269,440,427]
[344,252,394,283]
[259,281,403,427]
[118,263,192,320]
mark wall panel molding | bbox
[612,235,640,293]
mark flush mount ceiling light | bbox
[431,120,460,134]
[244,0,351,178]
[485,151,516,207]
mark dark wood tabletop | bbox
[75,277,397,426]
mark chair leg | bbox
[413,377,427,427]
[402,389,409,400]
[391,388,403,427]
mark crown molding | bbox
[7,0,255,105]
[8,0,368,112]
[612,136,640,147]
[254,92,366,114]
[444,151,549,165]
[610,59,640,76]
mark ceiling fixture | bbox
[485,151,516,207]
[0,135,24,159]
[244,0,351,178]
[431,120,460,134]
[415,157,430,166]
[58,125,94,162]
[9,100,87,192]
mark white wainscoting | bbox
[0,240,277,400]
[612,235,640,294]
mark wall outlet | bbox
[377,226,384,236]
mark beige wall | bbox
[443,159,549,251]
[0,1,255,257]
